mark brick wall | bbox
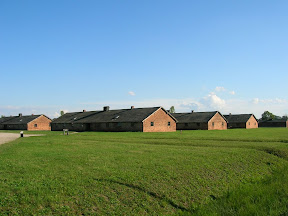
[246,116,258,129]
[143,108,176,132]
[27,115,51,131]
[207,113,227,130]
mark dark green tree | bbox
[60,110,65,116]
[261,111,275,121]
[169,106,175,113]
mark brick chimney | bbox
[19,113,22,117]
[131,106,134,109]
[83,110,86,112]
[191,110,194,113]
[103,106,110,111]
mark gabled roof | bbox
[77,107,161,123]
[51,111,101,123]
[259,119,288,123]
[0,116,18,124]
[172,111,226,123]
[1,115,43,125]
[224,114,257,123]
[52,107,177,124]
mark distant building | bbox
[259,119,288,128]
[171,111,227,130]
[0,114,51,131]
[224,114,258,129]
[51,106,177,132]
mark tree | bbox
[60,110,65,116]
[282,115,288,120]
[274,115,282,120]
[261,111,275,121]
[169,106,175,113]
[1,115,5,118]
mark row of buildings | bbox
[0,106,287,132]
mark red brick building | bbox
[51,106,177,132]
[172,111,227,130]
[224,114,258,129]
[0,114,51,131]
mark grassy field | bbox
[0,128,287,215]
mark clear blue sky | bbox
[1,1,287,118]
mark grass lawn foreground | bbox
[0,128,288,215]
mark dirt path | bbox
[0,133,20,145]
[0,133,44,145]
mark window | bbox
[222,122,224,126]
[255,123,256,125]
[34,124,37,128]
[249,122,250,125]
[131,123,135,127]
[117,122,121,127]
[150,122,154,126]
[106,123,109,128]
[212,122,214,126]
[197,123,200,126]
[112,115,120,120]
[185,123,188,126]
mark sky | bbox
[0,0,287,119]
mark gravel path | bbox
[0,133,20,145]
[0,133,44,145]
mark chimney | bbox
[83,110,86,112]
[229,113,231,116]
[131,106,134,109]
[32,114,34,116]
[191,110,194,113]
[103,106,110,111]
[19,113,22,117]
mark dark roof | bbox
[1,115,42,125]
[259,119,288,123]
[0,116,17,124]
[224,114,257,123]
[172,111,226,123]
[52,107,177,124]
[51,111,101,123]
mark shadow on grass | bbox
[94,178,191,213]
[260,147,288,160]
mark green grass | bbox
[0,128,287,215]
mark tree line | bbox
[261,111,288,121]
